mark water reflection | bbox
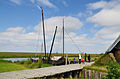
[1,58,39,62]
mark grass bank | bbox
[84,53,120,73]
[0,60,28,73]
[0,63,28,73]
[0,59,53,73]
[0,52,102,59]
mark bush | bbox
[103,63,120,79]
[0,60,12,63]
[25,59,32,65]
[38,59,43,68]
[19,61,25,64]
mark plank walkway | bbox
[0,62,94,79]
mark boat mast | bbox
[63,19,64,57]
[41,7,47,58]
[49,26,58,59]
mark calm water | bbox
[0,58,39,62]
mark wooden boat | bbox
[40,7,65,65]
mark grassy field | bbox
[0,60,28,73]
[0,59,53,73]
[0,52,102,73]
[0,52,103,61]
[0,52,45,58]
[67,53,103,61]
[84,65,107,72]
[84,53,120,73]
[0,63,28,73]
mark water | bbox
[0,58,39,62]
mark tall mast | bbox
[41,7,47,58]
[63,19,64,57]
[49,26,58,59]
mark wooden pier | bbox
[0,62,94,79]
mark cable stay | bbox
[64,30,82,53]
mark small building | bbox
[106,35,120,63]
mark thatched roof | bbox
[106,35,120,53]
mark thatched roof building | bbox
[106,35,120,63]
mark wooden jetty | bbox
[0,62,94,79]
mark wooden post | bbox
[92,70,95,79]
[69,72,73,79]
[88,70,91,79]
[95,71,99,79]
[99,72,102,79]
[81,69,85,79]
[84,69,87,79]
[73,71,78,79]
[59,74,64,79]
[66,54,68,65]
[78,70,82,78]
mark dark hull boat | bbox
[42,56,65,65]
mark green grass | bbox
[84,65,107,72]
[0,60,12,63]
[41,64,53,68]
[84,53,120,73]
[0,52,103,73]
[93,53,115,66]
[0,63,28,73]
[0,52,45,58]
[0,59,53,73]
[0,52,102,58]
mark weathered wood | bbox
[88,70,91,79]
[98,72,102,79]
[0,62,94,79]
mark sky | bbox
[0,0,120,53]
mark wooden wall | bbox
[115,49,120,63]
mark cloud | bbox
[62,0,68,7]
[77,12,82,17]
[10,0,21,5]
[95,26,120,40]
[38,0,56,8]
[0,16,84,52]
[10,0,56,8]
[87,9,120,27]
[0,15,114,53]
[87,1,108,10]
[87,0,120,40]
[30,0,56,8]
[7,27,25,33]
[0,26,43,52]
[35,16,83,39]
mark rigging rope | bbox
[55,27,63,53]
[64,30,81,53]
[35,26,41,53]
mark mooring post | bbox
[87,70,89,79]
[95,71,99,79]
[88,70,91,79]
[73,71,78,79]
[59,74,64,79]
[93,70,95,79]
[84,69,87,79]
[78,70,82,78]
[69,72,73,79]
[99,72,102,79]
[66,54,68,65]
